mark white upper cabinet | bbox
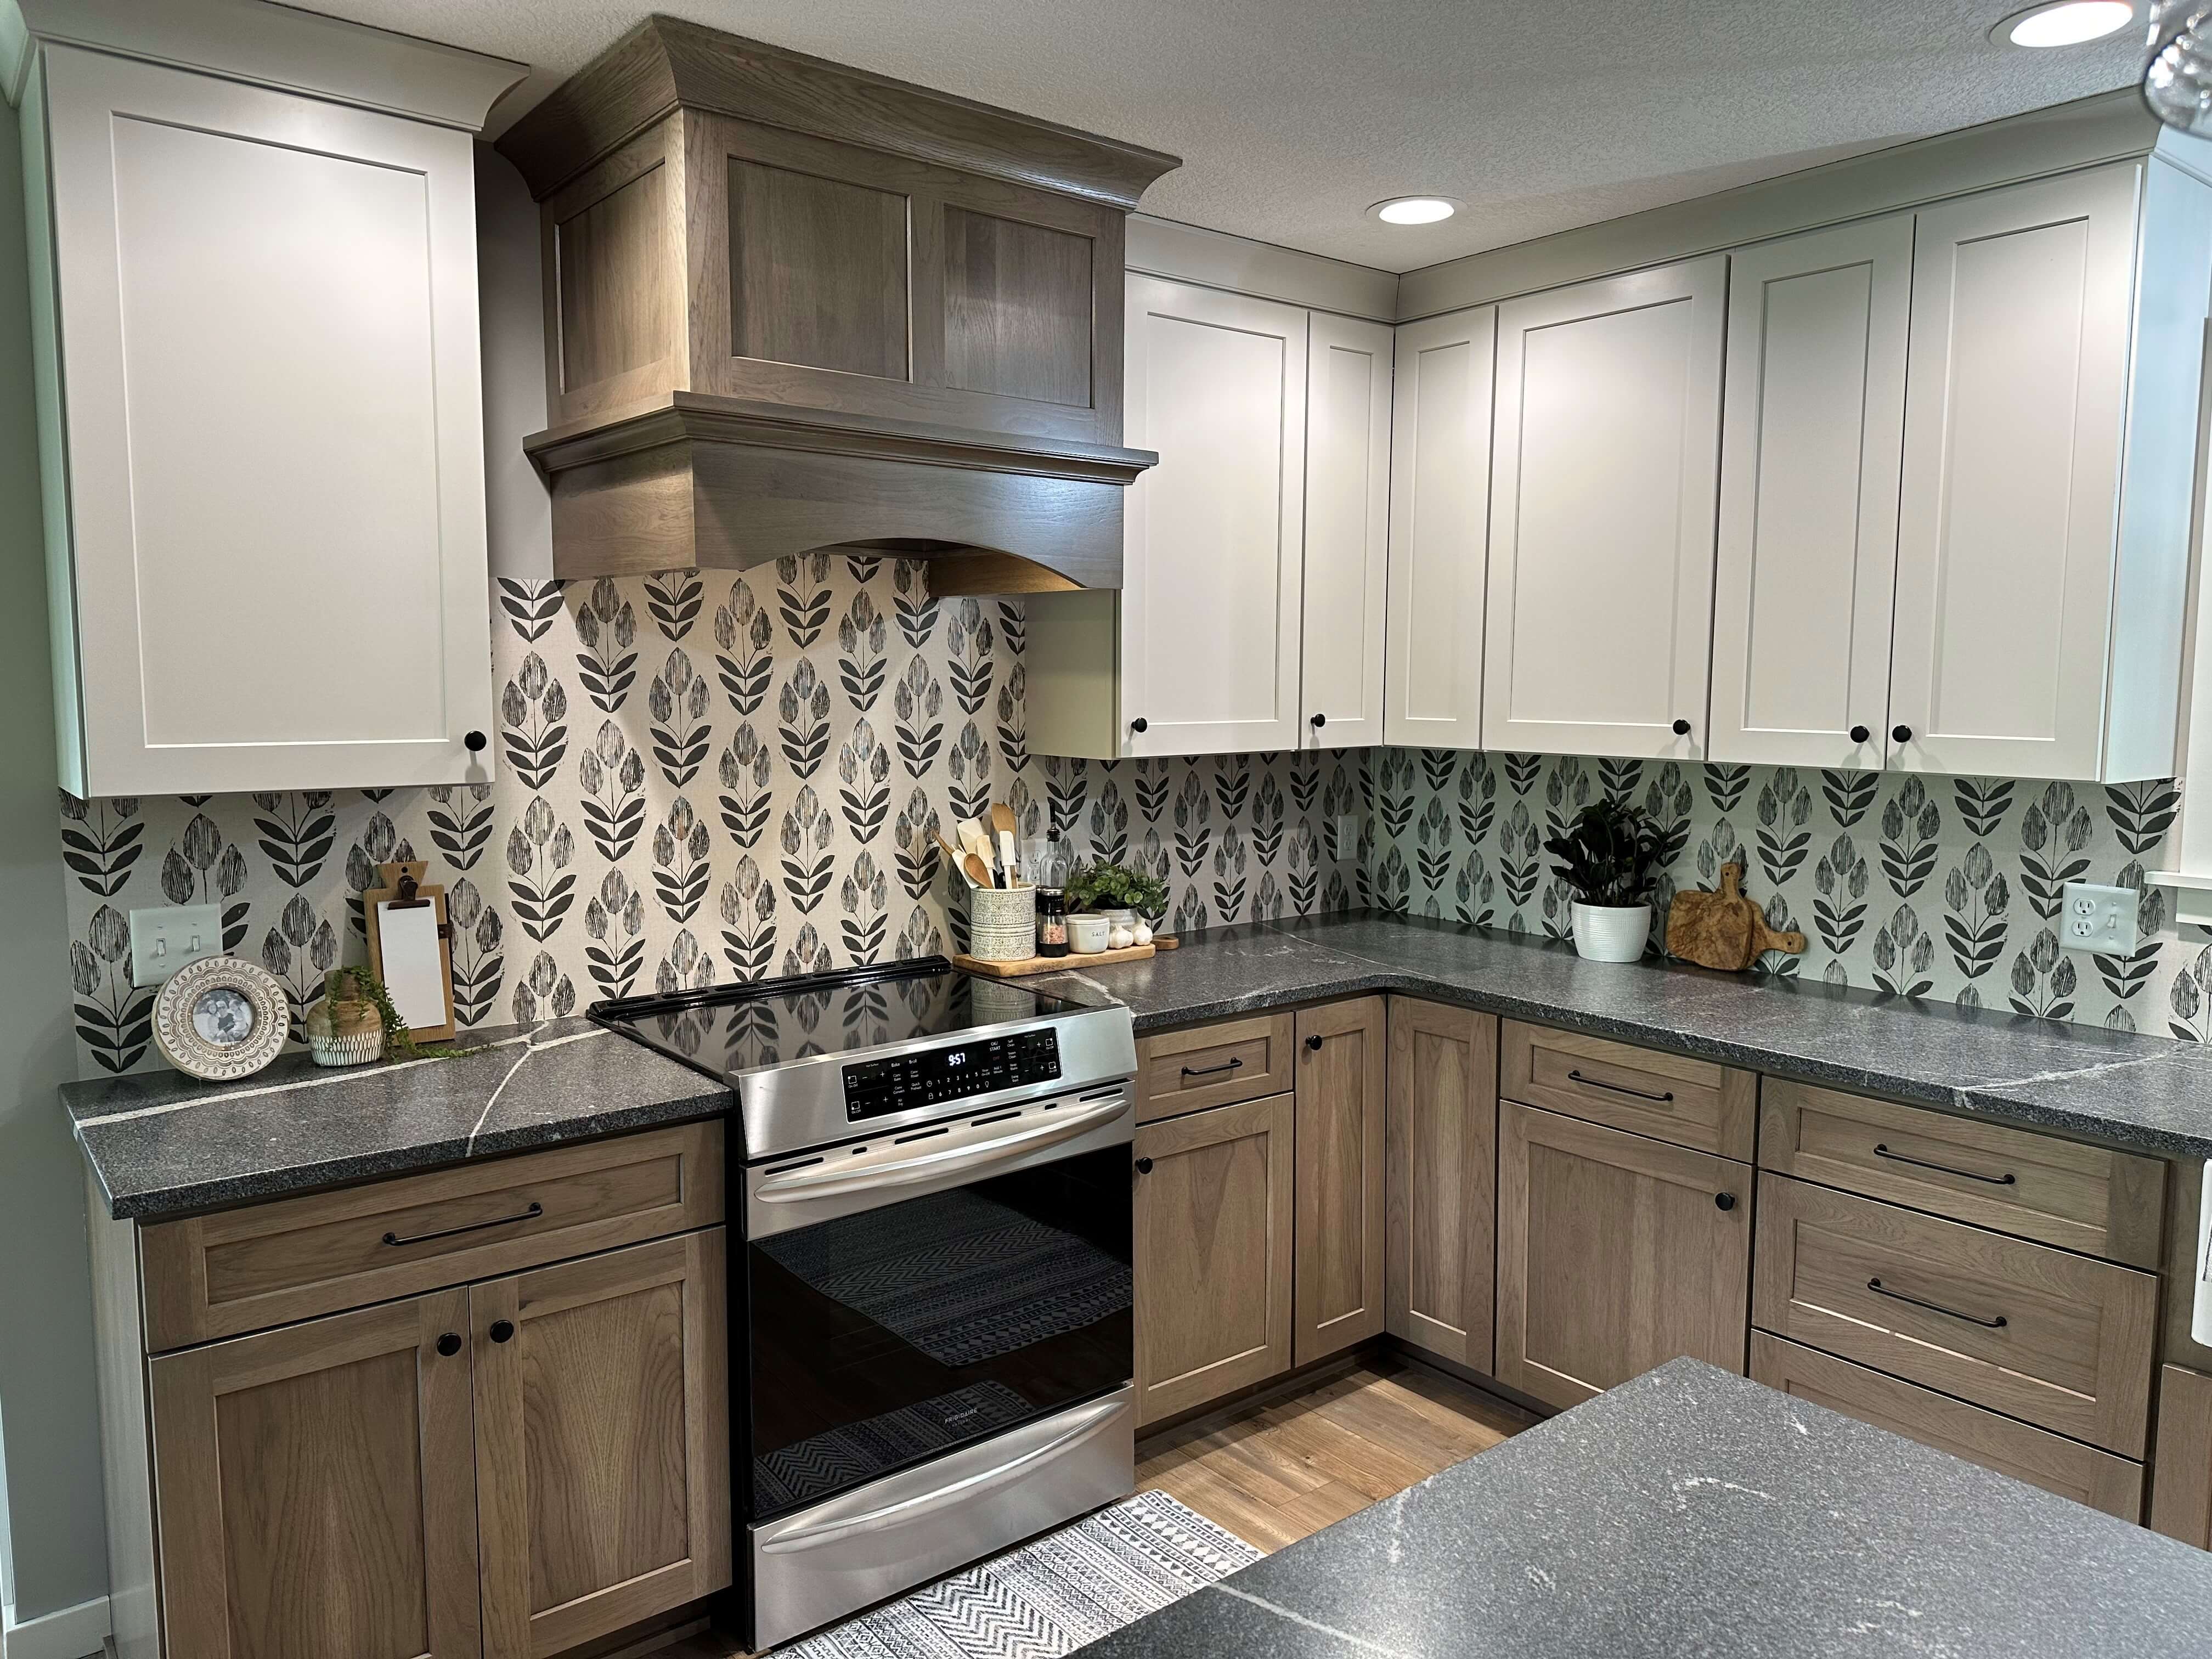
[1709,216,1912,770]
[1299,313,1394,749]
[1119,275,1309,758]
[25,39,510,795]
[1890,161,2209,782]
[1383,307,1494,750]
[1484,258,1726,759]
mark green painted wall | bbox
[0,89,111,1626]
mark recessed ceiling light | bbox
[1993,1,2134,48]
[1368,196,1461,225]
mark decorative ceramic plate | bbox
[152,956,289,1082]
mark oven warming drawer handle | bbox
[759,1395,1131,1555]
[753,1097,1131,1201]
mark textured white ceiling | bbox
[311,0,2151,271]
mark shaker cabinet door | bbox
[1300,313,1395,748]
[36,46,493,794]
[1485,258,1725,760]
[1709,216,1912,769]
[1383,306,1495,749]
[1120,275,1308,757]
[1385,1000,1498,1371]
[148,1291,483,1659]
[472,1231,732,1659]
[1888,164,2141,781]
[1293,998,1388,1364]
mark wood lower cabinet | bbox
[2151,1365,2212,1547]
[1752,1333,2143,1521]
[1294,999,1387,1365]
[1497,1102,1751,1410]
[1384,1000,1498,1370]
[473,1231,731,1659]
[149,1290,484,1659]
[1133,1093,1296,1426]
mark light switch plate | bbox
[2059,882,2139,956]
[129,904,225,987]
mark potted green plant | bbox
[1064,860,1169,952]
[1543,799,1663,962]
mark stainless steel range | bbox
[594,958,1138,1652]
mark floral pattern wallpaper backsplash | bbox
[59,558,1365,1075]
[55,555,2212,1075]
[1359,748,2208,1039]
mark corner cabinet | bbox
[1293,998,1387,1364]
[1383,307,1495,749]
[19,41,506,795]
[1483,258,1726,760]
[1026,277,1391,759]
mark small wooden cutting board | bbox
[1666,862,1805,972]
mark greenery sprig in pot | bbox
[1064,860,1169,952]
[1543,799,1663,963]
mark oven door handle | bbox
[754,1097,1131,1202]
[759,1394,1131,1554]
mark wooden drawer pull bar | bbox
[1866,1277,2006,1329]
[1566,1068,1672,1104]
[1871,1143,2015,1186]
[1180,1058,1243,1079]
[382,1200,543,1249]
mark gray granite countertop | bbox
[1075,1357,2212,1658]
[65,1017,728,1220]
[1036,912,2212,1160]
[67,912,2212,1222]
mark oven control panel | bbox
[842,1029,1062,1121]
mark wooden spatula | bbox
[937,832,978,887]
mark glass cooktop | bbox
[590,958,1090,1082]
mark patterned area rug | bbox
[778,1491,1259,1659]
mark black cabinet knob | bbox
[1849,725,1870,744]
[1133,1156,1154,1175]
[1714,1192,1737,1212]
[489,1319,515,1344]
[1311,712,1327,729]
[1305,1034,1324,1052]
[1892,724,1913,744]
[1671,718,1691,736]
[436,1332,462,1357]
[464,730,487,753]
[1130,717,1149,734]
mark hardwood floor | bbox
[1135,1351,1534,1552]
[640,1350,1534,1656]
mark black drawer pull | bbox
[1872,1143,2016,1186]
[1180,1058,1243,1079]
[1866,1277,2006,1329]
[1566,1068,1673,1104]
[383,1200,543,1248]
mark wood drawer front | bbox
[1759,1079,2164,1267]
[1750,1334,2143,1521]
[1136,1013,1296,1122]
[141,1122,725,1351]
[1500,1020,1755,1159]
[1752,1174,2157,1456]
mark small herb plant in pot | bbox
[1543,799,1662,963]
[1064,860,1169,952]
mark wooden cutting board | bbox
[1666,862,1805,972]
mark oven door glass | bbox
[744,1139,1132,1520]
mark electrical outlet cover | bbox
[128,903,227,987]
[2058,882,2140,956]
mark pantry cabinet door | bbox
[1485,258,1725,760]
[1301,313,1394,748]
[1383,306,1495,749]
[1710,217,1912,770]
[1888,164,2140,781]
[37,46,493,794]
[1121,275,1308,757]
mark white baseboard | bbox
[0,1596,110,1659]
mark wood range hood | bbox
[498,16,1180,594]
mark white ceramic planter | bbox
[1571,902,1651,963]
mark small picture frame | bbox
[364,860,456,1042]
